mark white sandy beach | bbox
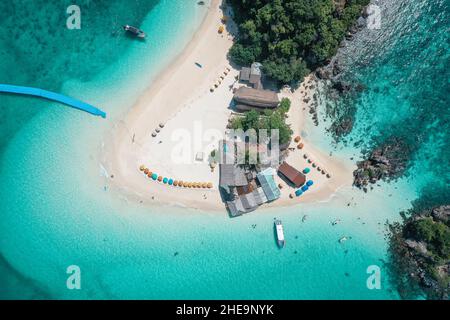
[107,0,355,211]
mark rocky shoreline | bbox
[352,137,411,191]
[306,5,371,136]
[388,205,450,300]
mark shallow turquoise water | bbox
[0,0,448,299]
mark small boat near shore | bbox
[274,220,285,248]
[123,25,146,38]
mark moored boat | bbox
[274,220,285,248]
[123,25,146,38]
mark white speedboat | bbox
[274,220,285,248]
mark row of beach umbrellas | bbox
[302,153,331,178]
[295,180,314,197]
[139,165,213,189]
[295,136,331,178]
[151,122,165,138]
[294,136,304,149]
[210,67,231,92]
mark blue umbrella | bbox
[168,179,174,185]
[163,177,168,184]
[306,180,314,187]
[151,173,158,180]
[303,168,311,174]
[295,189,303,197]
[301,185,309,192]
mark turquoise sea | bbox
[0,0,448,299]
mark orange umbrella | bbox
[157,176,163,182]
[207,183,213,189]
[144,168,149,175]
[294,136,301,143]
[173,181,178,187]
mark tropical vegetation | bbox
[228,0,370,84]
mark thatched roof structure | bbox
[233,87,279,109]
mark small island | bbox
[111,0,362,213]
[389,205,450,299]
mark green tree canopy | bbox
[229,0,370,85]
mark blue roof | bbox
[257,170,281,201]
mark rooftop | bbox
[239,67,251,81]
[233,87,279,109]
[257,168,281,202]
[278,162,306,188]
